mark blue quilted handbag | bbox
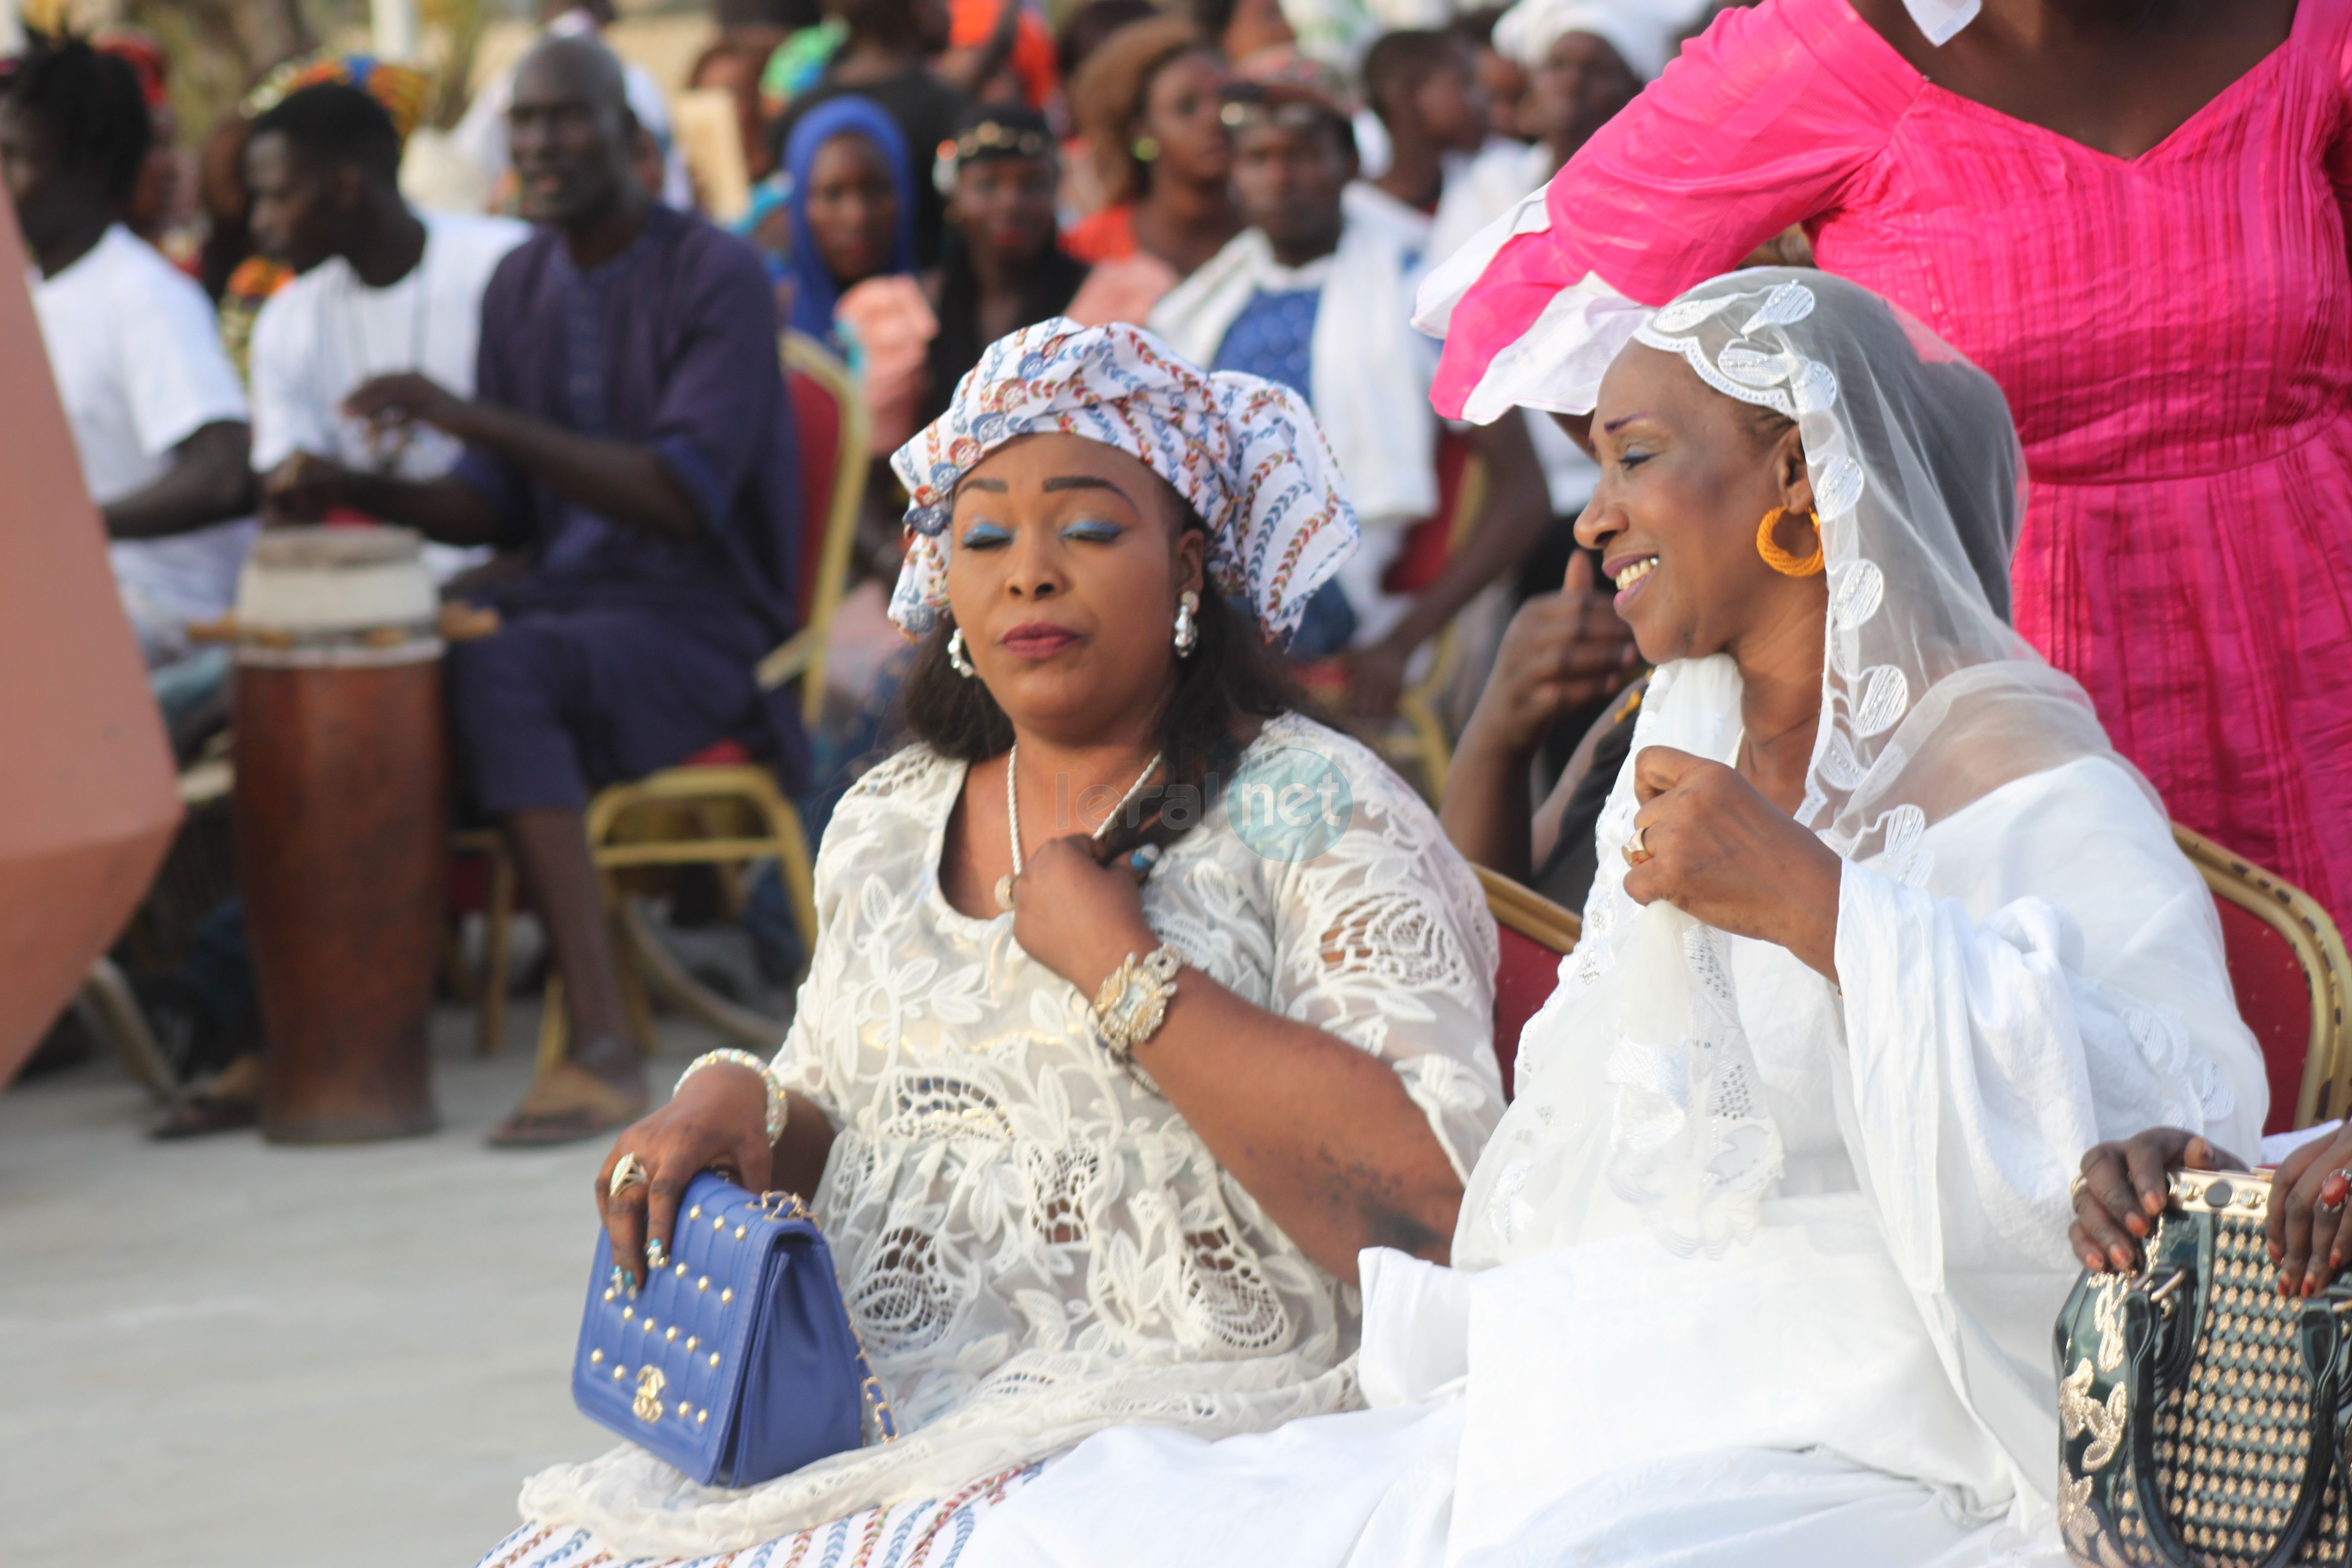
[573,1172,896,1487]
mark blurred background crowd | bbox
[16,0,1738,1138]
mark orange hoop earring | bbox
[1756,506,1824,577]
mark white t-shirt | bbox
[31,224,254,663]
[250,209,528,476]
[250,210,528,584]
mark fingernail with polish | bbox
[609,1265,625,1292]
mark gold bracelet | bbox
[1090,944,1183,1065]
[676,1049,788,1143]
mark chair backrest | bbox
[2172,824,2352,1135]
[1476,865,1582,1102]
[781,332,870,726]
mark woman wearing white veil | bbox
[961,269,2266,1567]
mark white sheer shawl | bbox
[1455,271,2266,1525]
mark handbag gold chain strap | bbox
[760,1190,899,1443]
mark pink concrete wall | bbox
[0,203,181,1087]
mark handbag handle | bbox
[2122,1266,2352,1568]
[758,1188,899,1444]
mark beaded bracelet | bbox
[676,1048,789,1143]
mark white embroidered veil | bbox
[1454,267,2136,1270]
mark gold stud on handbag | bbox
[2054,1168,2352,1566]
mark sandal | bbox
[489,1061,647,1148]
[150,1053,262,1140]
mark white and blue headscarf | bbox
[886,319,1359,644]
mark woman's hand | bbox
[2269,1125,2352,1297]
[1011,833,1158,998]
[1622,745,1844,979]
[1464,554,1639,757]
[2068,1128,2243,1274]
[593,1063,771,1290]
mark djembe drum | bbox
[232,526,444,1142]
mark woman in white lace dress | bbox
[478,320,1503,1567]
[960,273,2268,1568]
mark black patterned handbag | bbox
[2054,1167,2352,1567]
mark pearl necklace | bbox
[994,742,1165,913]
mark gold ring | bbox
[609,1153,650,1199]
[1623,827,1651,865]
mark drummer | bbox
[266,33,805,1147]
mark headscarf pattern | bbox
[782,96,919,343]
[887,318,1359,643]
[243,51,432,141]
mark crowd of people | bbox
[12,0,2352,1563]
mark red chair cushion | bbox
[787,362,844,631]
[1493,924,1567,1102]
[681,738,754,767]
[2214,896,2311,1136]
[1380,433,1473,597]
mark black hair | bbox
[1056,0,1158,87]
[1186,0,1240,46]
[1362,29,1464,119]
[899,490,1304,858]
[247,84,404,187]
[4,34,151,203]
[715,0,823,26]
[923,103,1087,429]
[1447,8,1505,49]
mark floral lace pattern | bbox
[519,714,1500,1556]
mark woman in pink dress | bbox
[1421,0,2352,925]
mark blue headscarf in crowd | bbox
[781,96,919,343]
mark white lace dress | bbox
[500,713,1503,1561]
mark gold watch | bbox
[1090,944,1184,1065]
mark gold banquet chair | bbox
[468,333,867,1069]
[2172,824,2352,1134]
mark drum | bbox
[232,526,444,1142]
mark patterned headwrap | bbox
[888,319,1358,644]
[243,52,432,142]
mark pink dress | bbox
[1433,0,2352,927]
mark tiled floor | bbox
[0,1002,728,1567]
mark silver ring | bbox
[1623,827,1650,865]
[609,1153,649,1199]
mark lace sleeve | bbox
[1254,726,1505,1180]
[765,744,946,1128]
